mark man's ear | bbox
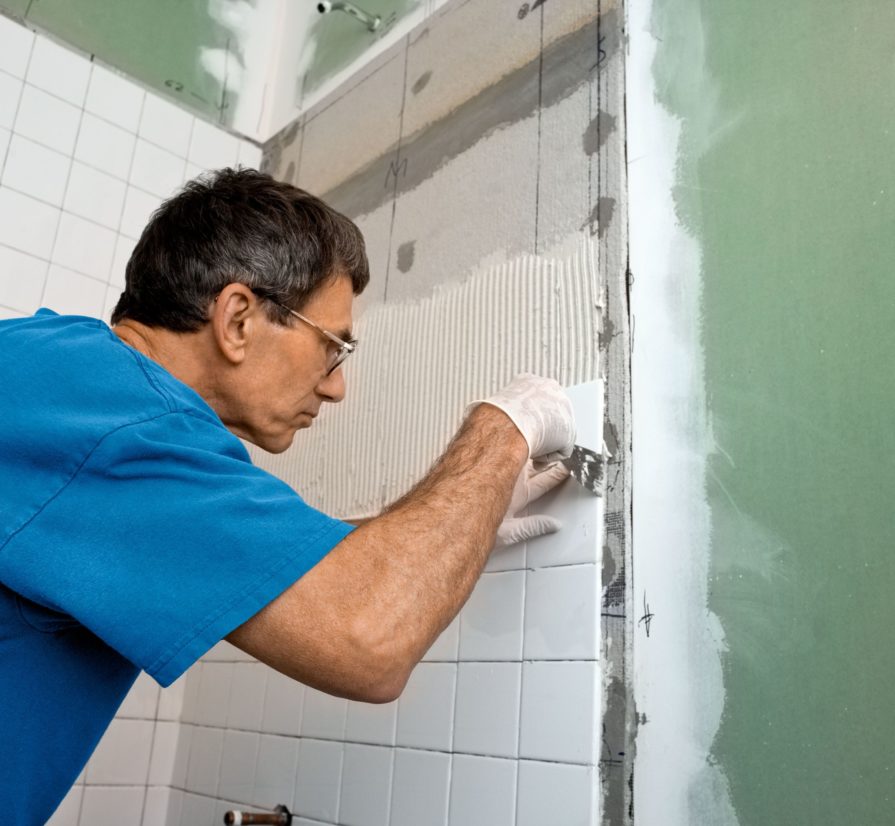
[209,283,259,365]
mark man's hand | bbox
[470,373,576,462]
[495,460,569,548]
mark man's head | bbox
[111,168,369,453]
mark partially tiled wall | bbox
[172,1,628,824]
[0,15,260,824]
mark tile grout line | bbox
[533,2,545,257]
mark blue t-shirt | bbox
[0,309,354,823]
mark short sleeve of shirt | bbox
[2,410,353,687]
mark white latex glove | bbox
[494,460,570,549]
[469,373,576,462]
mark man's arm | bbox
[227,374,575,703]
[227,404,526,702]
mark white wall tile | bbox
[261,669,304,736]
[101,282,118,323]
[519,662,597,764]
[0,126,9,164]
[51,213,116,279]
[523,564,598,661]
[0,72,23,130]
[180,666,203,724]
[344,697,397,746]
[85,718,154,784]
[120,185,161,240]
[75,113,136,181]
[130,138,185,198]
[194,661,234,727]
[253,734,300,809]
[139,92,193,157]
[294,738,343,822]
[179,792,216,826]
[395,662,456,752]
[301,686,347,741]
[171,723,194,787]
[453,663,520,759]
[0,306,25,319]
[189,118,240,168]
[340,744,392,826]
[79,786,145,826]
[143,786,176,826]
[448,754,516,826]
[458,571,525,661]
[421,614,460,662]
[26,37,90,106]
[85,64,144,132]
[63,161,127,229]
[484,539,526,573]
[117,670,160,718]
[157,673,187,720]
[237,140,263,169]
[227,662,268,731]
[2,134,70,204]
[148,720,180,786]
[390,749,450,826]
[218,729,260,804]
[525,482,602,568]
[185,725,224,797]
[0,243,48,313]
[0,188,58,259]
[516,761,595,826]
[0,17,33,78]
[14,84,80,155]
[45,782,81,826]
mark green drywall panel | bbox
[652,0,895,822]
[1,0,229,123]
[303,0,420,96]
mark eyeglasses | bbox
[252,290,357,375]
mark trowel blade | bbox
[562,444,604,496]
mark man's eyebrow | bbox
[336,327,356,343]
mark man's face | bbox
[227,274,355,453]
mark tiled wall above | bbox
[0,14,261,326]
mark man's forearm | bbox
[340,404,528,681]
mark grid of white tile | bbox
[164,386,601,826]
[0,19,261,326]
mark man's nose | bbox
[317,365,346,403]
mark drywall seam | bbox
[249,237,601,519]
[626,0,736,824]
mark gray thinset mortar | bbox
[317,15,620,219]
[249,239,600,518]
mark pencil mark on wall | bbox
[396,241,416,273]
[638,592,655,637]
[385,156,409,188]
[284,161,296,184]
[517,0,548,20]
[412,70,432,94]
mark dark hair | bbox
[111,168,369,332]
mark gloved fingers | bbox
[524,461,570,503]
[494,514,563,549]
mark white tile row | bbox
[155,752,595,826]
[177,659,597,766]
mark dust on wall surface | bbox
[630,0,895,823]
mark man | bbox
[0,169,575,822]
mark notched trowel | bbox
[561,443,604,496]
